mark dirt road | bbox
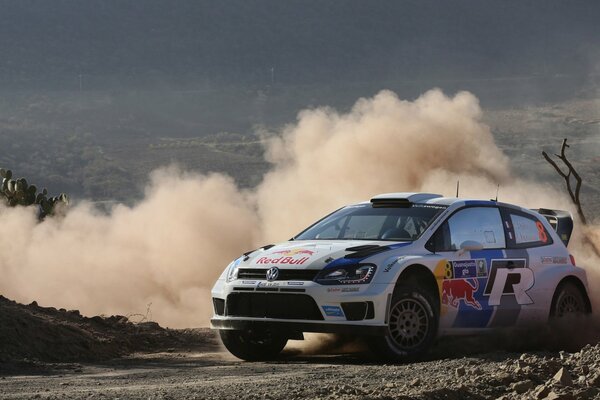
[2,340,600,400]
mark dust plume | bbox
[0,88,598,329]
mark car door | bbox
[498,207,558,325]
[429,206,516,331]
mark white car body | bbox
[211,193,590,340]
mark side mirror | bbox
[458,240,483,255]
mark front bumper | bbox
[211,279,391,335]
[211,318,387,336]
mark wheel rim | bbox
[556,292,584,317]
[388,298,429,349]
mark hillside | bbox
[0,1,599,90]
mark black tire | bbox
[550,281,588,318]
[219,329,288,361]
[369,282,439,362]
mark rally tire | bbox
[369,282,438,362]
[219,329,288,361]
[550,281,588,318]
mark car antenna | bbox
[456,179,460,198]
[494,184,500,202]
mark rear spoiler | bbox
[532,208,573,246]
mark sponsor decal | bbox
[256,248,315,266]
[322,305,344,317]
[483,259,534,306]
[541,256,568,265]
[341,287,360,293]
[476,259,487,277]
[452,260,477,279]
[442,259,488,280]
[327,288,341,293]
[384,261,396,273]
[241,280,256,284]
[287,281,304,286]
[258,281,280,287]
[384,256,406,272]
[442,278,482,310]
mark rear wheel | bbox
[551,281,588,318]
[219,329,288,361]
[369,282,438,362]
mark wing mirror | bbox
[458,240,483,255]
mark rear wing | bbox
[532,208,573,246]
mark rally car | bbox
[211,193,591,361]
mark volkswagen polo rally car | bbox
[211,193,591,361]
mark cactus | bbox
[0,167,69,219]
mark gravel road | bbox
[2,339,600,400]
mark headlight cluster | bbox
[226,258,242,282]
[314,264,376,285]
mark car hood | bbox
[240,240,411,270]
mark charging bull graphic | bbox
[442,278,482,310]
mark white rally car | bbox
[211,193,591,361]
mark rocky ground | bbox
[2,296,600,399]
[1,342,600,399]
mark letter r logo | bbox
[488,268,534,306]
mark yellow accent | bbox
[433,259,448,315]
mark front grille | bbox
[237,268,319,281]
[226,293,324,320]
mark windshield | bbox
[294,203,447,241]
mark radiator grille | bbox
[237,268,319,281]
[226,293,323,320]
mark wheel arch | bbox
[550,275,592,316]
[396,264,440,312]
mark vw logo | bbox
[266,267,280,282]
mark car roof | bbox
[368,192,522,209]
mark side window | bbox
[508,212,552,247]
[445,207,506,250]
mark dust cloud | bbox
[0,88,598,328]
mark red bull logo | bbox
[256,248,315,266]
[441,279,481,310]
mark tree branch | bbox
[542,139,587,225]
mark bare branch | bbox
[542,151,567,178]
[542,139,587,225]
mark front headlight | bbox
[314,264,376,285]
[226,258,242,282]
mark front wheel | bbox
[219,329,288,361]
[369,283,438,362]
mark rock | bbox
[553,368,573,386]
[534,385,551,399]
[409,378,420,387]
[544,392,575,400]
[590,373,600,387]
[512,380,534,394]
[455,367,466,377]
[581,365,589,375]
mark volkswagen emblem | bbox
[266,267,280,282]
